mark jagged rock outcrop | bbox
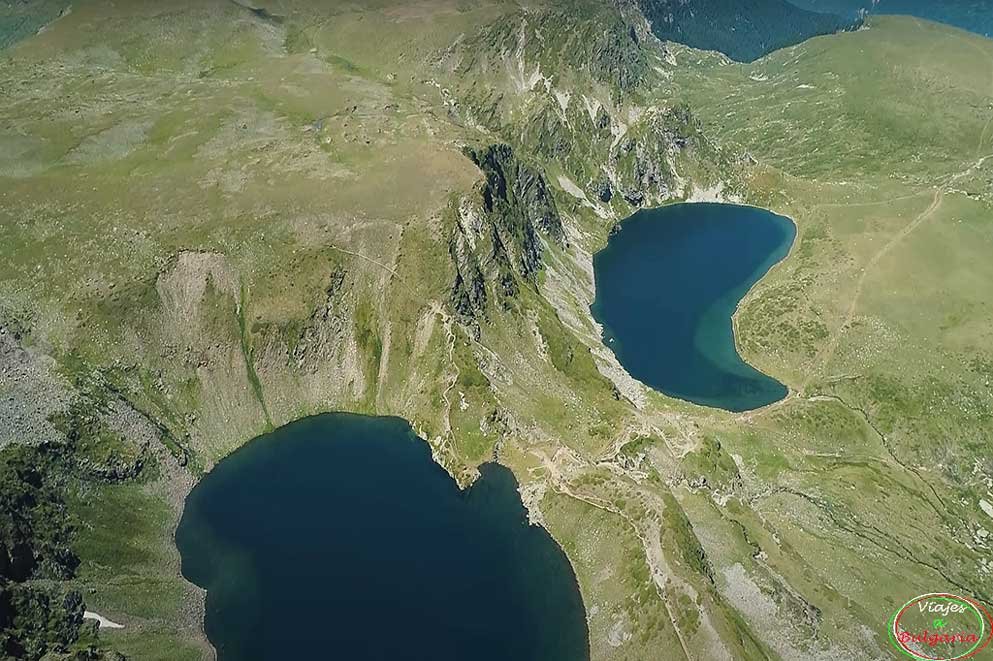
[611,112,679,202]
[49,399,150,483]
[594,106,612,134]
[468,144,565,251]
[447,4,650,105]
[0,442,78,583]
[0,582,89,660]
[606,104,728,206]
[449,200,488,323]
[595,177,613,203]
[584,16,648,92]
[291,268,349,371]
[449,144,565,324]
[521,98,572,159]
[436,1,744,213]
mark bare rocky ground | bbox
[0,323,71,448]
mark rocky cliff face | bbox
[468,144,566,260]
[289,268,349,372]
[581,14,650,93]
[498,94,737,214]
[449,198,489,324]
[450,5,650,100]
[438,2,743,224]
[450,144,566,325]
[607,103,719,206]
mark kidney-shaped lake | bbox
[591,202,795,412]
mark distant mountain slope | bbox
[639,0,859,61]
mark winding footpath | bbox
[800,187,944,394]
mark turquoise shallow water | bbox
[176,413,589,661]
[591,203,796,412]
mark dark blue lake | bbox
[175,414,588,661]
[591,203,795,412]
[789,0,993,38]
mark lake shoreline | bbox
[176,412,590,661]
[591,202,797,412]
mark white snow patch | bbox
[527,66,549,92]
[84,612,124,629]
[581,94,601,123]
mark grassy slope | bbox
[0,0,486,459]
[3,3,993,660]
[665,13,993,657]
[69,475,206,660]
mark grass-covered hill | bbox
[1,2,991,659]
